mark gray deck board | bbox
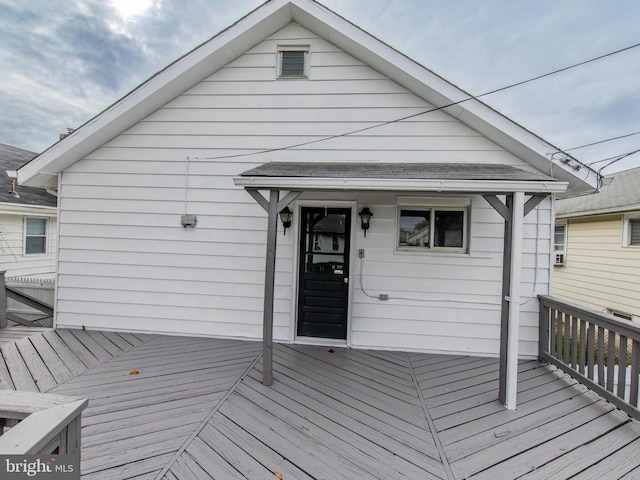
[274,346,428,425]
[197,425,280,480]
[204,415,317,480]
[28,333,75,384]
[0,329,639,479]
[468,404,625,479]
[0,341,38,391]
[13,337,57,392]
[245,367,443,470]
[219,394,395,480]
[233,380,438,480]
[518,420,640,480]
[41,330,90,376]
[55,329,102,369]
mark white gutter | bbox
[234,176,568,194]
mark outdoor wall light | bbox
[359,207,373,237]
[279,207,293,235]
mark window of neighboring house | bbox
[622,214,640,247]
[24,217,47,255]
[554,223,567,266]
[278,47,309,78]
[397,206,468,253]
[629,219,640,246]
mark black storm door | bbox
[297,207,351,339]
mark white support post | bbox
[505,191,525,410]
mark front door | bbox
[297,207,351,339]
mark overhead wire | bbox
[197,40,640,162]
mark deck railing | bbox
[0,271,54,328]
[0,391,88,457]
[539,295,640,420]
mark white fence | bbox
[6,276,54,321]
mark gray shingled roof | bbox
[0,143,57,208]
[556,167,640,217]
[240,162,558,181]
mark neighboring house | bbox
[0,143,57,279]
[18,0,598,406]
[554,167,640,322]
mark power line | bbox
[562,131,640,152]
[200,40,640,162]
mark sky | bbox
[1,0,639,175]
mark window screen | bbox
[280,50,306,77]
[25,217,47,255]
[630,219,640,245]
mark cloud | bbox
[0,0,638,175]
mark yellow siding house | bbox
[554,167,640,321]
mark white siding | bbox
[56,23,550,357]
[0,212,57,279]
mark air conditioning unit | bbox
[554,253,565,266]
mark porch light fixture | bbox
[279,207,293,235]
[359,207,373,237]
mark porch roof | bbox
[234,162,567,194]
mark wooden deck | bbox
[1,328,639,479]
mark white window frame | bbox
[554,221,567,266]
[622,213,640,247]
[277,46,309,78]
[396,197,470,254]
[24,217,48,256]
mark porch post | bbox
[245,188,301,387]
[505,191,525,409]
[262,189,280,386]
[484,192,537,410]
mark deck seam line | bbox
[44,331,160,393]
[153,350,263,480]
[407,352,456,480]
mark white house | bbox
[18,0,598,407]
[0,143,57,279]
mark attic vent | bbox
[278,47,308,77]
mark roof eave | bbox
[233,176,568,194]
[557,203,640,219]
[18,0,296,187]
[18,0,598,195]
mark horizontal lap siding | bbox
[0,213,57,278]
[553,215,640,319]
[350,196,551,357]
[56,23,547,354]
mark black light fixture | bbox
[279,207,293,235]
[359,207,373,237]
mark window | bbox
[278,47,308,78]
[622,214,640,247]
[554,223,566,266]
[398,207,468,253]
[630,219,640,246]
[25,217,47,255]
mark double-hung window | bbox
[397,205,468,253]
[554,222,567,265]
[25,217,47,255]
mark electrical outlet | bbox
[358,248,365,258]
